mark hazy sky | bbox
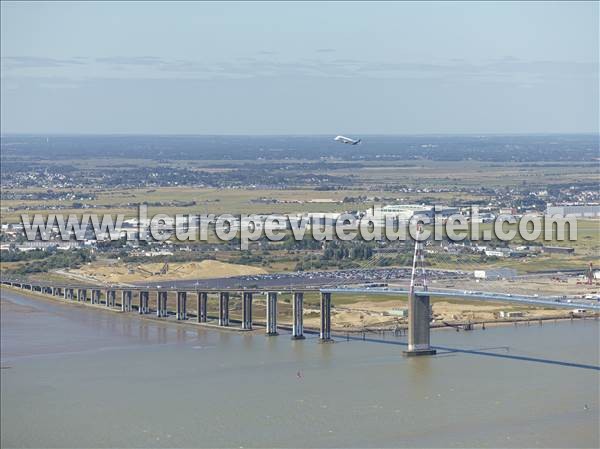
[1,1,598,134]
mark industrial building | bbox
[364,204,460,224]
[499,311,524,318]
[474,268,518,280]
[541,246,575,255]
[545,204,600,218]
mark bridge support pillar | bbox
[78,289,87,302]
[106,290,116,307]
[197,292,207,323]
[139,291,149,314]
[67,288,74,300]
[403,294,436,356]
[320,292,333,342]
[292,292,305,339]
[156,291,168,317]
[266,292,278,336]
[121,290,133,312]
[91,289,100,305]
[219,292,229,326]
[176,291,188,320]
[242,292,252,330]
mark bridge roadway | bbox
[2,278,598,356]
[321,287,600,311]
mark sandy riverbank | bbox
[63,259,267,284]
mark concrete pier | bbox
[91,289,101,305]
[403,293,436,356]
[176,291,188,320]
[121,290,133,312]
[139,291,149,314]
[197,292,207,323]
[320,292,333,342]
[106,290,116,307]
[266,292,278,336]
[156,291,168,317]
[66,288,75,300]
[292,292,305,339]
[242,292,253,330]
[219,292,229,326]
[78,288,87,303]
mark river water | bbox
[1,289,598,448]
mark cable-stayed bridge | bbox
[1,227,598,356]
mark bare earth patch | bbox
[67,260,267,284]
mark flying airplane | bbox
[334,135,361,145]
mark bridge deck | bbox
[320,287,600,311]
[3,279,599,310]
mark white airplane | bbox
[334,135,361,145]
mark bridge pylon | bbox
[403,225,436,357]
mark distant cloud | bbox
[2,56,87,69]
[38,82,80,90]
[95,56,166,66]
[2,54,597,83]
[329,58,362,64]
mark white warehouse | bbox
[474,268,518,280]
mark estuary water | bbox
[1,289,598,448]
